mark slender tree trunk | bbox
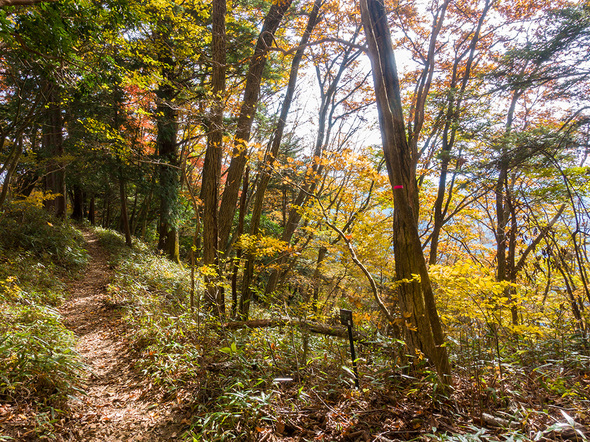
[360,0,451,383]
[42,82,66,219]
[217,0,294,254]
[129,185,139,232]
[507,178,519,325]
[234,168,250,319]
[88,195,96,225]
[135,173,156,238]
[119,167,132,247]
[311,245,327,310]
[103,187,112,228]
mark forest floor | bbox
[57,231,190,441]
[3,228,590,441]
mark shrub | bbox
[0,199,87,404]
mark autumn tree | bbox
[360,0,451,382]
[263,10,367,298]
[485,2,590,325]
[237,0,323,319]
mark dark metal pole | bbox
[340,309,360,388]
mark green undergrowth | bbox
[97,228,590,441]
[97,228,410,441]
[0,202,88,415]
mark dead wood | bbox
[220,318,375,343]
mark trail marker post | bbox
[340,308,360,388]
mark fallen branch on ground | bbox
[221,318,377,344]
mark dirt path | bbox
[60,231,187,442]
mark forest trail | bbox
[60,231,186,442]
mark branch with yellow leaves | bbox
[312,194,395,325]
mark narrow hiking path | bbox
[60,231,188,442]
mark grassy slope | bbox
[1,203,589,441]
[97,230,590,441]
[0,202,88,439]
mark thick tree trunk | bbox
[360,0,451,383]
[71,185,85,221]
[156,53,180,263]
[201,0,226,313]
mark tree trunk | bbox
[311,245,327,310]
[71,185,85,221]
[88,195,96,225]
[42,83,66,219]
[217,0,294,254]
[201,0,226,314]
[103,187,112,228]
[119,168,132,247]
[360,0,451,383]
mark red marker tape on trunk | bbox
[394,185,403,189]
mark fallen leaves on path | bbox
[57,231,193,442]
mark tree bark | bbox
[217,0,294,254]
[201,0,226,314]
[71,185,85,221]
[360,0,451,383]
[88,195,96,225]
[119,167,132,247]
